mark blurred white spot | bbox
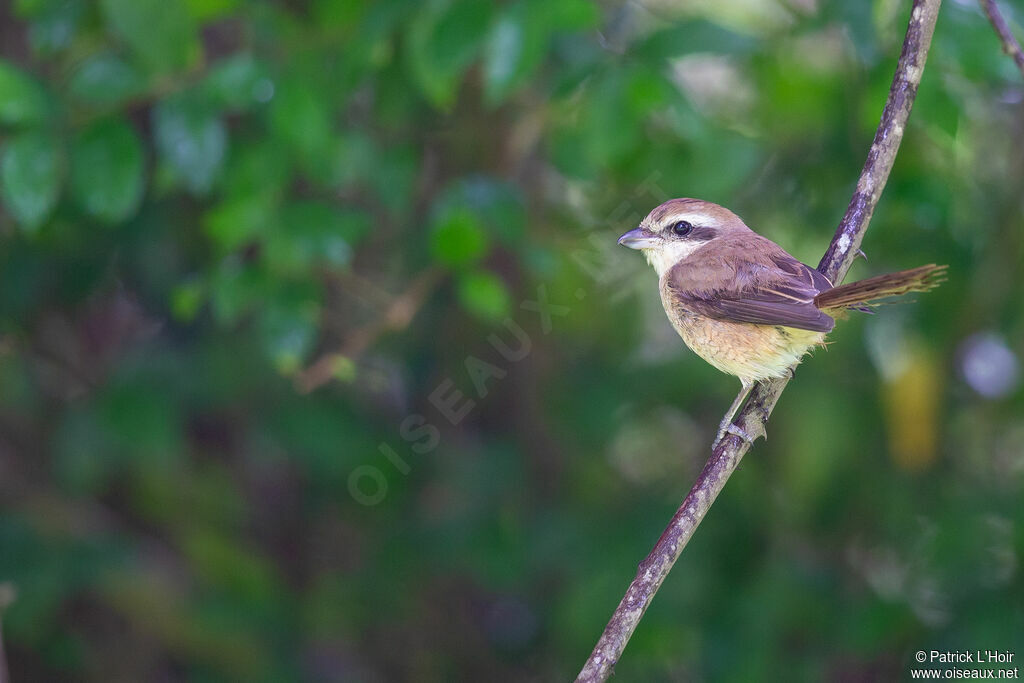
[846,519,951,628]
[998,88,1024,105]
[608,406,701,484]
[960,333,1020,398]
[981,515,1016,588]
[486,18,521,86]
[994,420,1024,481]
[865,316,911,381]
[253,79,275,103]
[671,54,755,118]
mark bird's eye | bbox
[671,221,693,236]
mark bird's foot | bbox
[713,421,755,449]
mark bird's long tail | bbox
[814,264,947,311]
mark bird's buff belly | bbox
[670,313,826,383]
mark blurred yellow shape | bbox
[882,341,941,471]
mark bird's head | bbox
[618,198,752,276]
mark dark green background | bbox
[0,0,1021,680]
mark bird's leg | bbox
[714,379,755,448]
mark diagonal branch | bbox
[979,0,1024,80]
[295,268,443,393]
[575,1,942,680]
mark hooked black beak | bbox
[617,227,660,250]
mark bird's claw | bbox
[713,421,756,449]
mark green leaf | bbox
[430,207,489,267]
[100,0,200,73]
[220,141,291,199]
[153,96,227,195]
[563,69,642,168]
[434,178,526,245]
[184,0,241,22]
[310,0,366,28]
[209,257,267,324]
[548,128,596,180]
[366,144,419,212]
[0,60,48,126]
[483,0,598,104]
[624,66,673,115]
[483,3,544,105]
[259,302,317,375]
[634,20,757,61]
[457,270,510,321]
[13,0,48,16]
[201,54,274,110]
[545,0,600,30]
[1,130,62,231]
[269,80,333,163]
[171,277,205,322]
[325,131,376,189]
[23,0,88,55]
[99,382,182,462]
[203,195,275,251]
[70,118,145,223]
[181,528,283,601]
[68,54,146,107]
[264,202,366,275]
[406,0,493,109]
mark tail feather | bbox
[814,264,947,311]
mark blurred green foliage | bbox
[0,0,1023,680]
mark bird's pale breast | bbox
[660,288,825,383]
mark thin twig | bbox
[295,268,443,393]
[980,0,1024,79]
[575,1,942,679]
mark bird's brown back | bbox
[665,233,836,333]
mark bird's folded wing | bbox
[667,249,836,333]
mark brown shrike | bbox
[619,198,945,445]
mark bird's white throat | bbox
[643,240,703,277]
